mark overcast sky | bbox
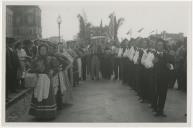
[39,1,191,41]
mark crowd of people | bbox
[6,35,187,120]
[6,38,83,120]
[79,36,187,117]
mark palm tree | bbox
[108,12,124,43]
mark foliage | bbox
[108,12,124,43]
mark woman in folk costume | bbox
[152,39,172,117]
[28,44,59,120]
[54,43,73,109]
[62,47,74,88]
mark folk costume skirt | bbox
[29,75,57,120]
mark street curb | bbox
[6,88,33,108]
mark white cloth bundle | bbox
[144,52,155,69]
[169,64,174,70]
[141,49,148,66]
[123,48,128,57]
[25,73,38,88]
[129,47,135,61]
[34,74,50,102]
[133,50,139,64]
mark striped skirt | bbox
[29,80,57,120]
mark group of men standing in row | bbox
[80,36,187,117]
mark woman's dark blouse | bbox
[30,55,59,75]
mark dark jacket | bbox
[154,52,170,87]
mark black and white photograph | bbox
[1,0,192,127]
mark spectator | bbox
[15,41,28,89]
[6,38,20,96]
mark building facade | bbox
[6,5,42,40]
[6,6,13,38]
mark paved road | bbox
[18,80,186,122]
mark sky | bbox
[39,1,191,41]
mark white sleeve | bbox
[144,53,150,68]
[133,51,139,64]
[141,52,146,66]
[131,49,135,61]
[169,64,174,70]
[126,48,130,58]
[145,52,155,68]
[133,51,137,64]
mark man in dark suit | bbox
[153,39,171,117]
[31,40,39,59]
[6,38,20,99]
